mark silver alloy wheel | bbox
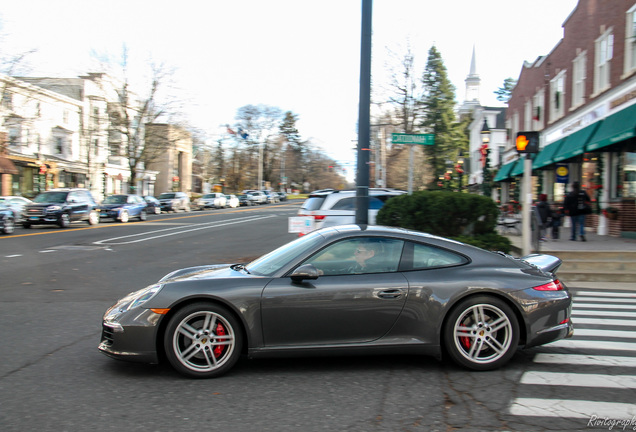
[88,210,99,225]
[59,213,70,228]
[452,303,513,365]
[2,216,14,234]
[170,310,236,374]
[139,209,147,221]
[119,210,129,223]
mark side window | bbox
[404,242,468,270]
[302,237,404,276]
[67,192,78,203]
[330,197,355,210]
[369,197,385,210]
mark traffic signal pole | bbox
[355,0,372,225]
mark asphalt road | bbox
[0,202,634,431]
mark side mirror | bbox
[290,264,319,282]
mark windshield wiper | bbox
[230,263,251,274]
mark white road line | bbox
[575,297,636,303]
[94,215,276,245]
[574,328,636,339]
[39,250,56,253]
[520,371,636,388]
[573,303,636,310]
[534,353,636,367]
[573,317,636,327]
[509,398,636,418]
[546,339,636,352]
[575,291,636,298]
[5,254,22,258]
[573,310,636,318]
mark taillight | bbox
[313,215,326,220]
[532,279,564,291]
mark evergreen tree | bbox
[494,77,517,102]
[278,111,306,188]
[420,46,465,187]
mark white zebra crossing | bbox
[508,290,636,420]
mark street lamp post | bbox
[480,119,491,196]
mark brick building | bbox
[502,0,636,238]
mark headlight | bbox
[117,284,163,311]
[47,205,62,212]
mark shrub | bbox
[377,191,510,253]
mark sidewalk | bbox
[506,232,636,290]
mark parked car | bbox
[238,194,255,206]
[97,194,148,223]
[297,188,406,232]
[276,191,287,202]
[157,192,190,212]
[262,190,279,203]
[195,193,226,210]
[247,191,267,204]
[99,224,573,378]
[0,196,33,222]
[22,188,99,228]
[225,194,239,208]
[143,196,162,214]
[0,202,15,234]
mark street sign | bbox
[391,133,435,145]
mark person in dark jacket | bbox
[563,181,591,241]
[536,194,552,241]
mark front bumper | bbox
[98,307,164,364]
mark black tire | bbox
[88,211,99,225]
[58,213,70,228]
[443,295,519,371]
[163,303,243,378]
[22,222,31,229]
[139,209,147,221]
[119,210,129,223]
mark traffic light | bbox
[516,132,540,154]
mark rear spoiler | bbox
[521,253,562,275]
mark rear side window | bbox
[301,196,326,211]
[400,242,468,270]
[330,196,386,211]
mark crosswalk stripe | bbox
[574,328,636,339]
[534,353,636,367]
[520,371,636,388]
[575,296,636,303]
[574,317,636,327]
[509,398,636,418]
[547,339,636,352]
[575,291,636,298]
[573,310,636,318]
[573,303,636,310]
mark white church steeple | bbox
[459,46,481,116]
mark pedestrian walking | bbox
[563,181,592,241]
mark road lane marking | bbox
[5,254,22,258]
[574,328,636,339]
[546,339,636,352]
[509,398,636,418]
[574,297,636,303]
[575,291,636,298]
[573,317,636,326]
[534,353,636,367]
[573,310,636,318]
[520,371,636,388]
[573,303,636,310]
[94,214,276,245]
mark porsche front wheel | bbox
[443,296,519,371]
[164,303,242,378]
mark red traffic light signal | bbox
[516,132,539,154]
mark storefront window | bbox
[621,150,636,198]
[582,153,601,205]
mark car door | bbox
[260,237,408,346]
[67,191,87,221]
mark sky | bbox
[0,0,579,174]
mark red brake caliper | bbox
[213,322,226,358]
[460,318,471,349]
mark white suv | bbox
[297,188,406,231]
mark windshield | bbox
[158,193,175,199]
[301,196,326,211]
[33,192,68,204]
[202,194,215,198]
[246,230,325,277]
[103,195,127,204]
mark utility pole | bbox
[355,0,372,225]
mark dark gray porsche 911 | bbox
[99,224,573,378]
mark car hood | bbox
[159,264,245,283]
[98,204,126,209]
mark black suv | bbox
[23,188,100,228]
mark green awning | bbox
[532,139,565,170]
[511,157,530,177]
[553,121,602,162]
[493,160,515,182]
[587,103,636,151]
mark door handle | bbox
[377,289,402,299]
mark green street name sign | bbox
[391,133,435,145]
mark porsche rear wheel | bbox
[443,295,519,371]
[164,303,242,378]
